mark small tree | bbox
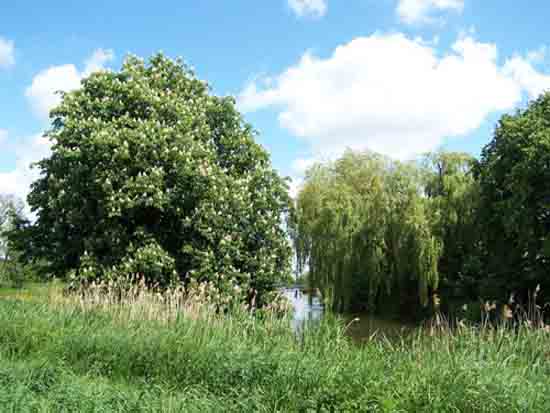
[21,54,292,304]
[0,195,27,287]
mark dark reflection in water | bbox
[282,287,413,342]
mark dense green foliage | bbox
[422,152,482,309]
[293,151,451,314]
[294,93,550,316]
[1,293,550,412]
[476,93,550,301]
[18,54,292,303]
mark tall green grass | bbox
[1,294,550,412]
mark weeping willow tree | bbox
[292,150,442,314]
[422,151,481,302]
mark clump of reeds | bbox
[54,274,292,326]
[425,285,550,338]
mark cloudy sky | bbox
[2,0,550,199]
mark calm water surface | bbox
[282,286,413,342]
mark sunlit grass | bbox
[0,284,550,412]
[0,280,62,302]
[1,282,550,411]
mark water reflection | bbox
[283,286,412,341]
[282,287,324,333]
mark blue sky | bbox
[2,0,550,199]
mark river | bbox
[282,286,412,342]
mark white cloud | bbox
[526,46,547,64]
[0,134,52,202]
[25,65,82,120]
[0,130,7,143]
[504,56,550,99]
[0,37,15,68]
[239,33,539,160]
[288,0,327,18]
[397,0,464,25]
[25,48,114,119]
[291,157,318,175]
[83,48,115,77]
[5,48,114,205]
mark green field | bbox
[0,284,549,412]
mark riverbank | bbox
[1,284,550,412]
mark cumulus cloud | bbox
[0,134,52,202]
[0,36,15,68]
[0,130,7,143]
[291,157,318,175]
[397,0,464,25]
[5,49,113,204]
[505,55,550,99]
[83,48,115,77]
[25,65,81,120]
[25,48,114,119]
[288,0,327,18]
[526,46,547,64]
[239,33,550,160]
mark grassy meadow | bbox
[0,282,549,412]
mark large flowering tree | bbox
[23,54,292,304]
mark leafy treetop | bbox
[22,53,292,304]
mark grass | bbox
[0,281,58,301]
[1,283,550,412]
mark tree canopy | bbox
[20,54,292,303]
[292,151,442,314]
[422,151,481,301]
[292,90,550,316]
[476,93,550,300]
